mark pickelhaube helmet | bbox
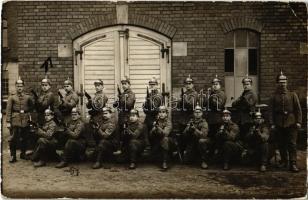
[212,74,221,84]
[94,79,104,86]
[64,77,73,86]
[276,70,287,83]
[121,76,130,84]
[222,109,231,115]
[41,75,51,85]
[129,109,139,116]
[184,74,193,84]
[71,107,81,114]
[242,74,253,84]
[158,105,168,112]
[102,107,112,113]
[194,102,202,112]
[44,107,54,115]
[149,77,158,85]
[15,76,24,85]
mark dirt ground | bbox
[1,125,307,198]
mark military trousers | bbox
[221,141,242,163]
[184,138,211,163]
[245,142,269,165]
[62,139,86,162]
[151,136,174,161]
[275,126,298,163]
[32,137,57,161]
[95,139,117,162]
[125,139,145,163]
[9,126,30,157]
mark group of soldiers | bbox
[6,71,302,172]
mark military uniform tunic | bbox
[270,88,302,164]
[86,91,108,122]
[58,90,79,123]
[183,118,210,162]
[36,91,60,124]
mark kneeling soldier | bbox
[122,109,147,169]
[183,104,210,169]
[215,109,242,170]
[31,108,58,167]
[149,106,173,170]
[56,107,86,168]
[245,109,269,172]
[92,107,117,169]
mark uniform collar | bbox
[96,90,103,94]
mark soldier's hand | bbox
[271,125,275,130]
[296,123,301,129]
[7,123,11,129]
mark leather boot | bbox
[201,161,208,169]
[34,160,46,167]
[260,164,267,172]
[92,162,102,169]
[129,162,136,169]
[223,162,229,170]
[290,162,299,173]
[55,161,68,168]
[162,161,168,170]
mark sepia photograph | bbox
[1,0,307,198]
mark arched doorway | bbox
[73,25,172,119]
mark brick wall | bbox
[3,1,307,125]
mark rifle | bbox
[181,87,186,111]
[113,84,121,108]
[84,90,92,101]
[58,91,64,102]
[28,114,37,133]
[146,86,151,110]
[173,133,183,163]
[207,88,211,111]
[31,89,38,101]
[161,83,169,106]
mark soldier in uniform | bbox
[270,71,302,172]
[31,108,58,167]
[113,76,136,151]
[143,77,163,146]
[149,106,173,170]
[34,77,60,126]
[183,104,210,169]
[92,107,117,169]
[231,75,257,139]
[178,75,198,126]
[58,78,79,124]
[55,107,86,168]
[215,109,242,170]
[6,77,34,163]
[244,110,270,172]
[122,109,147,169]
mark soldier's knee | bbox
[199,138,210,145]
[129,140,138,150]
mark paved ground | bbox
[1,125,307,198]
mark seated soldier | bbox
[31,108,58,167]
[55,107,86,168]
[149,106,173,170]
[244,109,269,172]
[215,109,243,170]
[122,109,147,169]
[183,104,210,169]
[92,107,117,169]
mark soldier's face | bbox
[95,84,103,92]
[41,83,51,92]
[71,113,80,121]
[64,84,72,92]
[222,115,231,123]
[212,82,221,91]
[149,84,158,90]
[158,111,168,119]
[103,111,111,120]
[122,82,130,90]
[185,82,193,90]
[254,118,263,125]
[278,81,287,89]
[45,114,53,122]
[16,84,24,93]
[129,114,138,122]
[243,82,252,91]
[194,110,203,118]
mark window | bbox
[2,19,8,48]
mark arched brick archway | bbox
[67,14,177,40]
[221,17,264,33]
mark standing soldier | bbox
[31,108,58,167]
[215,109,242,170]
[201,75,227,146]
[149,106,173,170]
[245,109,270,172]
[92,107,117,169]
[232,75,257,139]
[113,76,135,151]
[143,77,163,145]
[178,75,198,127]
[58,78,79,124]
[183,104,210,169]
[270,71,302,172]
[33,76,60,125]
[122,109,147,169]
[55,107,86,168]
[6,77,34,163]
